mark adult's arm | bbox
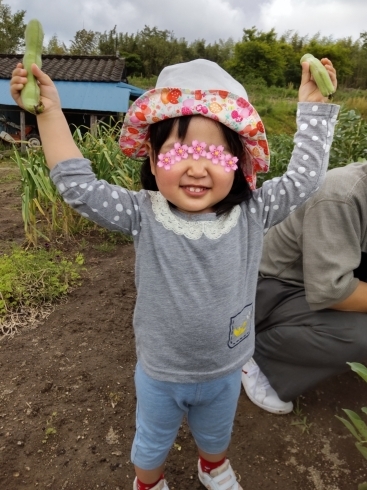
[330,280,367,312]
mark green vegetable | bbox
[21,19,44,115]
[300,53,335,98]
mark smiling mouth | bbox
[182,186,208,193]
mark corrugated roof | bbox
[117,81,147,99]
[54,81,130,111]
[0,54,127,82]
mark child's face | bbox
[148,116,235,214]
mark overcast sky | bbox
[10,0,366,47]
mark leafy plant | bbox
[0,245,84,336]
[42,412,57,443]
[72,121,142,189]
[13,148,86,245]
[335,362,367,461]
[291,398,313,434]
[93,241,116,253]
[336,362,367,489]
[259,106,367,186]
[13,122,141,244]
[330,108,367,167]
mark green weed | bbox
[336,363,367,460]
[336,362,367,489]
[0,246,84,336]
[93,241,116,253]
[291,398,313,434]
[42,412,57,443]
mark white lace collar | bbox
[149,191,241,240]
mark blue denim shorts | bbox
[131,363,242,470]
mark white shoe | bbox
[198,459,243,490]
[242,358,293,414]
[133,477,169,490]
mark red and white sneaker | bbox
[198,459,243,490]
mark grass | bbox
[0,245,84,337]
[291,398,313,434]
[0,172,19,184]
[341,96,367,119]
[93,242,116,253]
[258,99,298,135]
[129,75,157,90]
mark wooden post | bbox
[20,111,26,153]
[90,114,98,137]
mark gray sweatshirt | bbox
[260,162,367,310]
[51,102,339,382]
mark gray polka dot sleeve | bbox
[50,161,144,237]
[250,102,340,232]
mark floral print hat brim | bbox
[119,60,270,189]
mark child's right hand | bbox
[10,63,61,115]
[11,62,83,169]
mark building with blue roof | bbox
[0,54,146,149]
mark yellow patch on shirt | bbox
[233,321,247,337]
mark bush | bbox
[13,122,142,245]
[259,106,367,185]
[0,246,84,336]
[330,108,367,167]
[335,362,367,490]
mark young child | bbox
[11,58,338,490]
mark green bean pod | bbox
[300,53,335,97]
[21,19,44,115]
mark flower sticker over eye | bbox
[188,140,207,160]
[206,145,224,165]
[221,154,239,172]
[170,142,189,162]
[157,151,175,170]
[156,140,238,172]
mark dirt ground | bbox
[0,161,367,490]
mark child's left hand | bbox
[298,58,337,103]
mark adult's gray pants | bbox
[254,277,367,402]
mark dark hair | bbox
[140,115,253,215]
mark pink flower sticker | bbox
[170,142,189,162]
[206,145,224,164]
[158,151,176,170]
[188,140,207,160]
[221,154,239,172]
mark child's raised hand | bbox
[10,63,61,114]
[298,58,337,103]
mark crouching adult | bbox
[242,162,367,414]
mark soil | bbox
[0,161,367,490]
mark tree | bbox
[0,0,26,53]
[99,26,118,55]
[136,26,184,77]
[46,35,68,55]
[69,29,100,55]
[360,32,367,49]
[225,28,287,87]
[121,52,144,77]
